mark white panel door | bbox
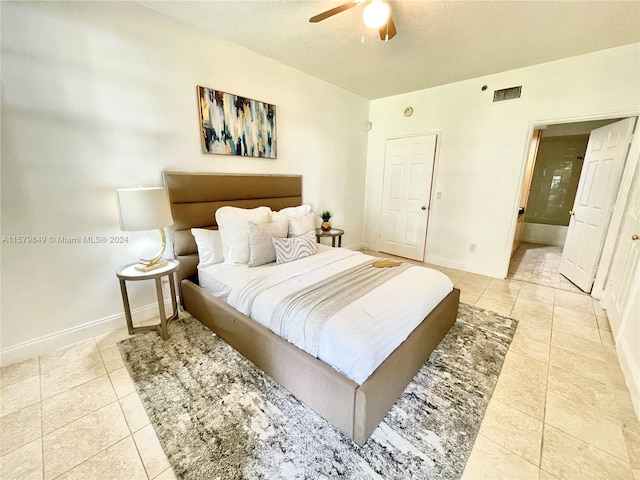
[602,163,640,335]
[559,117,636,292]
[379,134,437,261]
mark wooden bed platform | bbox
[163,171,460,446]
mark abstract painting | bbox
[197,86,277,158]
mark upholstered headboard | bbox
[163,171,303,285]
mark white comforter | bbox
[199,248,453,384]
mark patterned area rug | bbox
[119,303,517,480]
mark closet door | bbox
[379,134,437,261]
[602,163,640,337]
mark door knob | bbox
[633,234,639,241]
[421,206,427,211]
[569,210,575,216]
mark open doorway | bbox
[510,118,623,291]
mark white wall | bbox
[542,118,620,137]
[0,2,369,362]
[364,43,640,278]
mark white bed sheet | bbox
[198,244,335,299]
[198,247,453,385]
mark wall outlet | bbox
[469,243,477,253]
[436,192,442,200]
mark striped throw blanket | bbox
[270,260,412,357]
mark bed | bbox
[163,171,460,446]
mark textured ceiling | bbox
[141,1,640,99]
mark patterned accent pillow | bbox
[288,212,315,237]
[248,220,289,267]
[272,231,317,265]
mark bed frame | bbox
[163,171,460,446]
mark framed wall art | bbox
[197,85,277,158]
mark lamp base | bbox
[135,228,169,272]
[134,260,169,272]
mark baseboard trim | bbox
[425,255,504,278]
[1,299,174,366]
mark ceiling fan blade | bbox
[378,12,397,41]
[309,2,359,23]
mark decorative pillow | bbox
[248,220,289,267]
[271,204,312,223]
[215,206,271,265]
[288,212,315,237]
[272,231,317,265]
[190,228,224,267]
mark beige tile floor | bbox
[2,253,639,479]
[370,250,640,479]
[509,242,583,292]
[0,327,176,480]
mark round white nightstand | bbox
[116,259,180,340]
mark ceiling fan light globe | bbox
[363,1,390,29]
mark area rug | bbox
[119,303,517,480]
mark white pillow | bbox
[288,212,315,237]
[248,220,289,267]
[190,228,224,267]
[272,231,317,264]
[271,204,312,223]
[215,206,271,265]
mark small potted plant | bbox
[320,211,332,231]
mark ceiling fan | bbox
[309,0,397,42]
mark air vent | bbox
[493,86,522,102]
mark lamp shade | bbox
[116,187,173,231]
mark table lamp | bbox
[116,187,174,272]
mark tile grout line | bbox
[481,396,546,469]
[48,434,135,480]
[39,380,118,438]
[546,384,629,430]
[40,363,110,403]
[112,374,152,478]
[541,421,634,469]
[39,338,101,377]
[133,433,154,480]
[0,371,40,390]
[476,431,541,472]
[481,286,546,474]
[537,287,555,472]
[47,353,131,479]
[543,290,634,473]
[108,352,153,480]
[0,377,44,459]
